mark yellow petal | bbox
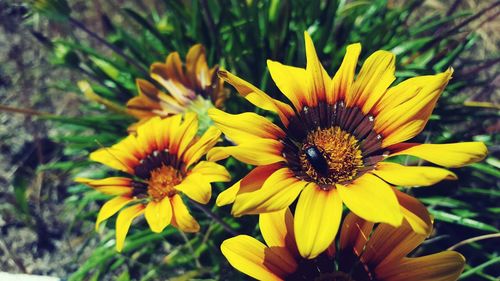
[184,126,222,168]
[337,173,403,226]
[119,134,146,159]
[374,69,452,116]
[373,162,457,187]
[115,204,145,252]
[208,108,285,144]
[207,139,285,166]
[362,221,425,269]
[165,114,184,152]
[218,69,294,126]
[393,188,432,235]
[304,31,331,105]
[216,164,281,206]
[135,116,163,155]
[175,172,212,204]
[191,161,231,183]
[294,184,342,259]
[375,251,465,281]
[75,177,133,196]
[89,147,137,174]
[173,112,199,156]
[267,60,307,110]
[347,50,395,114]
[144,197,173,233]
[339,212,374,256]
[221,235,295,281]
[375,69,453,146]
[330,43,361,103]
[232,168,306,216]
[170,194,200,232]
[259,208,298,257]
[389,142,488,168]
[96,196,134,230]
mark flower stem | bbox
[189,199,239,236]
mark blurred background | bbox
[0,0,499,280]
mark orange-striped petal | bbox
[339,212,374,256]
[217,164,281,206]
[389,142,488,168]
[373,162,456,187]
[375,251,465,281]
[232,168,306,216]
[294,184,342,259]
[337,173,403,226]
[393,188,432,235]
[221,235,296,281]
[186,44,208,88]
[115,204,145,252]
[362,221,425,268]
[208,108,285,144]
[165,51,187,85]
[170,194,200,232]
[144,197,173,233]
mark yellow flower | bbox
[76,113,230,252]
[221,209,465,281]
[126,44,227,129]
[209,32,487,258]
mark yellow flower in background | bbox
[209,32,488,258]
[126,44,227,130]
[222,209,465,281]
[76,113,229,252]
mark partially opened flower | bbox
[126,44,227,130]
[222,209,465,281]
[76,113,229,251]
[209,32,487,258]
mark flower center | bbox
[147,165,182,201]
[299,127,363,186]
[283,101,386,187]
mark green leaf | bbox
[430,210,499,232]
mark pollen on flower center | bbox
[282,102,386,187]
[299,127,363,186]
[147,165,182,201]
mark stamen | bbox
[299,127,363,186]
[147,165,182,201]
[284,101,385,186]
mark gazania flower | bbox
[126,44,227,129]
[222,209,465,281]
[76,113,229,251]
[209,32,487,258]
